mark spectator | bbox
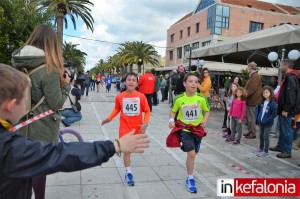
[269,59,300,158]
[151,69,160,106]
[244,62,262,139]
[138,69,155,112]
[268,76,278,90]
[160,75,167,102]
[174,71,186,96]
[59,79,82,127]
[11,24,71,199]
[83,70,91,96]
[198,68,212,98]
[222,75,241,130]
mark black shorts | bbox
[179,130,203,153]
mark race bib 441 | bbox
[182,104,200,121]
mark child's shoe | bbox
[186,178,197,193]
[125,173,134,186]
[257,151,270,158]
[226,137,234,142]
[252,148,262,154]
[233,140,240,145]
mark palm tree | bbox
[117,41,160,73]
[33,0,94,43]
[62,41,87,71]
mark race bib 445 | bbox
[123,98,140,116]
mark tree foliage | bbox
[0,0,53,64]
[33,0,94,43]
[62,41,87,72]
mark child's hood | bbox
[11,45,45,71]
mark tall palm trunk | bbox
[129,63,133,72]
[56,12,64,44]
[138,64,142,73]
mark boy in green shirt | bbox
[169,72,210,193]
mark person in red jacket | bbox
[138,69,155,112]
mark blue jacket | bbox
[257,100,277,127]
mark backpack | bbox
[21,65,46,117]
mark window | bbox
[180,30,183,39]
[184,45,190,52]
[195,0,215,14]
[202,40,211,47]
[177,47,182,59]
[207,5,230,35]
[169,50,173,60]
[249,21,263,32]
[171,34,175,42]
[187,27,191,36]
[196,23,200,33]
[192,42,199,49]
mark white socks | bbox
[188,175,194,180]
[125,167,132,174]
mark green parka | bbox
[11,45,71,142]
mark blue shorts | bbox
[179,130,203,153]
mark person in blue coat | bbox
[254,86,277,157]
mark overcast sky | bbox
[63,0,300,70]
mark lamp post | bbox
[138,58,143,74]
[267,49,300,85]
[198,59,205,69]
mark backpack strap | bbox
[27,64,47,116]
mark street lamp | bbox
[198,59,205,69]
[268,49,300,84]
[138,58,143,74]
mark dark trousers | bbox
[163,87,169,100]
[223,100,228,126]
[32,175,46,199]
[153,92,158,105]
[145,94,153,112]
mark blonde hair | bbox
[25,24,65,86]
[0,64,31,104]
[234,87,247,100]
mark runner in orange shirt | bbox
[101,72,150,186]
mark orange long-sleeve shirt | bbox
[108,90,150,138]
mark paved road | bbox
[44,86,300,199]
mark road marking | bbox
[91,102,140,199]
[146,130,217,193]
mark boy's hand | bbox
[238,119,242,123]
[201,120,208,127]
[118,130,150,153]
[101,118,111,126]
[169,122,175,129]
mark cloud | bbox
[64,0,197,69]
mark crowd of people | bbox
[0,23,299,198]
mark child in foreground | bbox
[254,86,277,157]
[101,72,150,186]
[169,72,210,193]
[0,64,149,199]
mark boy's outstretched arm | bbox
[101,108,120,126]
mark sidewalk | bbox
[45,86,300,199]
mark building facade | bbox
[166,0,300,67]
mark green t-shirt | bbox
[172,92,210,126]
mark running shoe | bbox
[186,178,197,193]
[257,151,270,158]
[125,173,134,186]
[252,148,262,154]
